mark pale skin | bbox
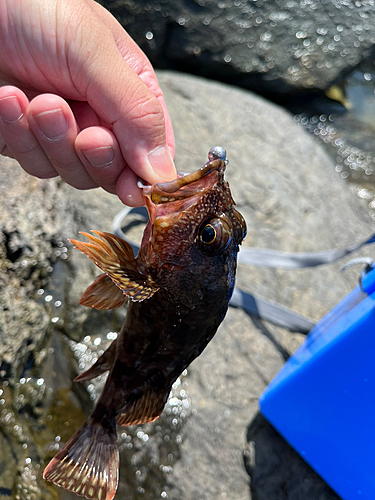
[0,0,176,207]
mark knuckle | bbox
[124,92,165,140]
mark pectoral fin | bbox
[70,231,159,302]
[80,273,127,310]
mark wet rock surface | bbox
[1,72,374,499]
[100,0,375,96]
[0,159,124,500]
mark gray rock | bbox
[0,156,124,380]
[157,72,372,499]
[100,0,375,95]
[1,72,373,500]
[0,157,124,499]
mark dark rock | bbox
[1,72,373,499]
[245,414,340,500]
[100,0,375,96]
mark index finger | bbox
[79,2,176,185]
[89,2,175,159]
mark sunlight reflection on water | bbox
[294,59,375,221]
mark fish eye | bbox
[201,224,216,244]
[198,217,231,255]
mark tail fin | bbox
[43,420,119,500]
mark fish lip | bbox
[155,159,225,194]
[141,159,225,203]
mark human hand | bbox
[0,0,175,206]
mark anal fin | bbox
[43,420,119,500]
[80,273,127,310]
[116,389,168,426]
[74,339,117,383]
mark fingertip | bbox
[0,87,29,124]
[25,94,98,189]
[0,85,28,101]
[0,88,58,179]
[27,94,78,147]
[76,126,115,166]
[116,167,145,207]
[76,126,125,193]
[81,145,115,168]
[27,94,77,132]
[147,145,176,182]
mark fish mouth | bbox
[141,158,226,204]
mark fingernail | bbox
[33,109,67,141]
[81,146,114,167]
[0,96,23,123]
[148,145,175,180]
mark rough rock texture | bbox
[0,157,124,381]
[0,158,124,500]
[1,72,374,500]
[157,72,374,499]
[100,0,375,96]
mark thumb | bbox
[71,5,176,185]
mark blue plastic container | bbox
[259,267,375,500]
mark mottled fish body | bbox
[44,149,247,500]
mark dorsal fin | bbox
[74,339,118,383]
[80,273,127,310]
[116,388,168,427]
[43,420,119,500]
[69,231,159,302]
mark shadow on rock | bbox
[244,413,340,500]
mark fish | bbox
[43,147,247,500]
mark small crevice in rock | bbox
[2,230,31,263]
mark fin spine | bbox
[74,340,117,383]
[70,231,159,302]
[116,389,167,426]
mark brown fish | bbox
[43,148,246,500]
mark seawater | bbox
[294,59,375,222]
